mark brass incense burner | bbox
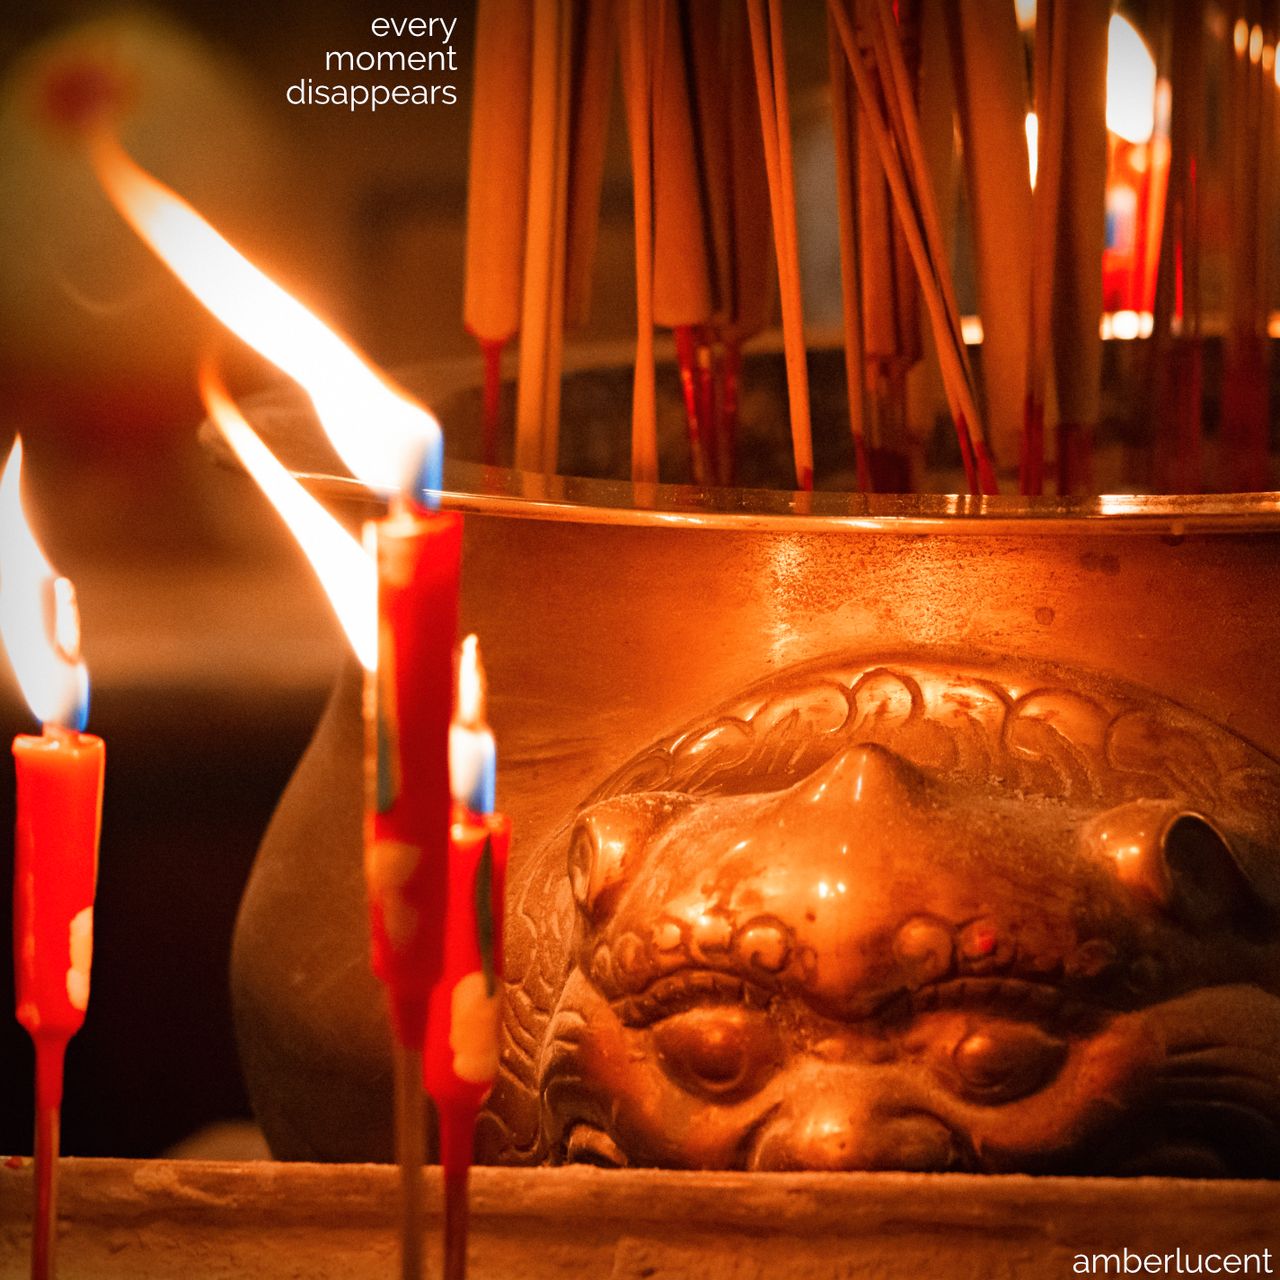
[224,380,1280,1176]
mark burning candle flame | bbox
[200,371,377,672]
[93,136,442,502]
[450,634,496,814]
[455,633,487,730]
[1107,15,1157,146]
[0,439,90,729]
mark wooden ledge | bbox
[1,1159,1277,1278]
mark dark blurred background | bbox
[0,0,480,1158]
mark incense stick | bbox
[564,0,616,331]
[723,0,773,347]
[682,3,734,483]
[619,0,659,484]
[746,0,814,491]
[865,0,994,491]
[515,0,572,475]
[856,94,905,460]
[443,1168,470,1280]
[1221,10,1270,491]
[767,0,815,492]
[1049,0,1107,495]
[1023,0,1067,493]
[464,0,533,464]
[393,1044,425,1280]
[686,0,734,321]
[827,0,871,490]
[538,0,575,475]
[694,331,723,483]
[1150,0,1203,493]
[674,325,711,481]
[946,0,1032,475]
[651,0,716,482]
[828,0,983,493]
[720,0,772,484]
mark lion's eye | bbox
[947,1022,1068,1103]
[651,1007,781,1101]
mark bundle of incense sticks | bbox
[468,0,791,490]
[827,0,871,490]
[1023,0,1065,495]
[1149,0,1205,495]
[831,0,926,490]
[744,0,814,491]
[462,4,1274,497]
[475,0,612,478]
[1047,0,1109,496]
[947,0,1031,483]
[828,0,996,495]
[637,0,779,488]
[650,0,716,485]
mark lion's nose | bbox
[792,742,928,814]
[747,1086,964,1172]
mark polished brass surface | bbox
[489,658,1280,1173]
[223,385,1280,1172]
[229,485,1280,1172]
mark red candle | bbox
[425,806,509,1280]
[430,803,509,1146]
[426,634,508,1280]
[13,728,105,1098]
[365,503,463,1051]
[424,807,510,1168]
[363,500,461,1280]
[2,438,104,1280]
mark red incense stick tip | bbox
[1021,397,1045,497]
[954,413,978,496]
[975,442,1000,497]
[674,326,709,485]
[853,434,873,493]
[479,340,505,468]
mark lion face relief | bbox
[480,659,1280,1176]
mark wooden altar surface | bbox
[1,1159,1277,1279]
